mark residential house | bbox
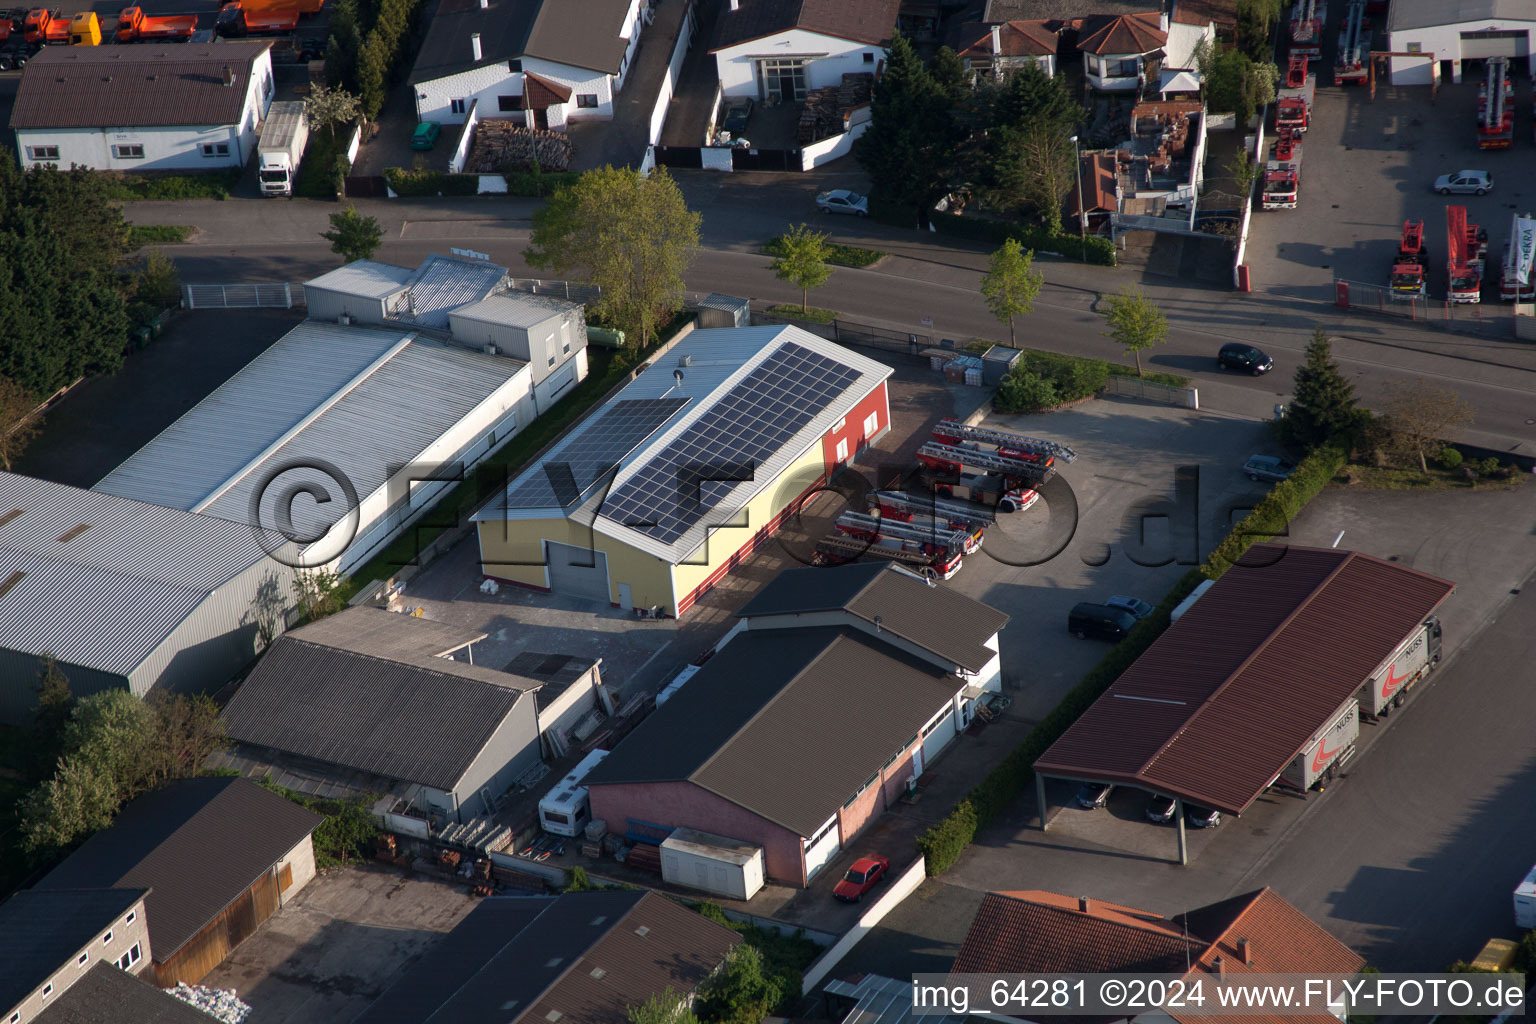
[408,0,650,129]
[1160,0,1230,95]
[1077,11,1166,91]
[1070,151,1119,231]
[351,890,740,1024]
[11,42,274,170]
[1,888,152,1023]
[34,778,323,987]
[955,20,1059,78]
[710,0,903,102]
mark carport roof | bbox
[288,605,486,658]
[1388,0,1535,31]
[1034,545,1455,815]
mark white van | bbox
[538,749,609,838]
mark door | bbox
[920,708,955,763]
[534,108,549,130]
[803,816,841,880]
[546,540,611,603]
[617,582,633,612]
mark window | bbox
[78,952,89,966]
[835,439,849,463]
[577,94,598,108]
[201,142,230,158]
[116,943,141,970]
[26,145,60,161]
[547,354,556,367]
[863,411,879,435]
[508,59,522,72]
[111,144,144,160]
[562,341,571,355]
[497,94,524,111]
[102,930,113,945]
[1114,58,1140,77]
[450,98,466,114]
[862,51,874,63]
[832,416,846,432]
[10,1011,20,1023]
[42,985,53,999]
[125,911,135,925]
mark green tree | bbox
[1100,285,1168,377]
[1195,41,1277,125]
[144,690,227,785]
[928,45,970,104]
[980,239,1043,346]
[1236,0,1284,61]
[293,567,347,621]
[19,757,120,858]
[30,655,75,782]
[627,989,701,1024]
[320,206,384,263]
[1224,148,1260,203]
[1380,378,1473,472]
[770,224,835,313]
[137,248,180,308]
[1282,328,1359,449]
[696,945,785,1024]
[303,83,362,140]
[854,31,954,211]
[0,375,41,472]
[984,64,1084,230]
[526,166,701,350]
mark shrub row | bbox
[1202,442,1348,579]
[126,225,189,246]
[929,210,1118,266]
[502,168,581,197]
[994,349,1189,413]
[295,126,354,200]
[382,167,481,196]
[99,169,242,201]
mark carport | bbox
[1033,545,1455,864]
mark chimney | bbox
[1236,938,1252,965]
[1213,956,1225,980]
[221,65,234,87]
[1077,896,1090,913]
[990,23,1001,56]
[470,31,482,61]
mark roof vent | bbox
[634,925,650,937]
[1236,937,1252,965]
[1213,956,1225,979]
[1077,896,1090,913]
[57,523,93,543]
[221,65,235,87]
[470,31,482,61]
[102,75,112,82]
[589,915,607,927]
[545,957,563,968]
[873,614,882,632]
[677,354,692,367]
[484,344,499,356]
[147,73,157,80]
[589,967,606,980]
[545,1013,561,1024]
[500,1000,520,1012]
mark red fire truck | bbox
[1446,205,1487,304]
[1389,219,1428,301]
[1333,0,1370,85]
[1287,0,1325,62]
[1477,57,1513,150]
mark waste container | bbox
[132,326,152,349]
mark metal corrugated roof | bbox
[304,259,414,299]
[0,887,148,1011]
[94,322,525,543]
[1034,546,1455,815]
[0,473,273,677]
[401,255,508,329]
[1389,0,1534,31]
[449,291,580,331]
[289,605,485,658]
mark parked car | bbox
[1105,595,1154,620]
[816,189,869,216]
[410,121,441,150]
[1076,782,1113,809]
[833,855,890,902]
[1146,795,1177,824]
[721,98,753,138]
[1433,170,1493,196]
[1068,603,1137,642]
[1185,805,1222,829]
[1243,454,1296,482]
[1218,343,1273,375]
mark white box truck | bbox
[1279,696,1358,792]
[1516,863,1536,929]
[660,827,766,901]
[257,101,309,197]
[1357,616,1442,717]
[538,748,608,838]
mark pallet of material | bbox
[625,842,663,874]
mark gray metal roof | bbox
[304,260,414,300]
[401,255,508,329]
[1389,0,1535,30]
[0,887,147,1012]
[584,627,959,837]
[34,961,221,1024]
[698,293,750,312]
[289,605,486,658]
[450,292,581,331]
[824,975,968,1024]
[36,778,323,960]
[221,636,533,791]
[0,473,275,677]
[737,562,1010,672]
[93,322,525,545]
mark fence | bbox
[182,283,302,309]
[1333,277,1500,328]
[1104,374,1199,408]
[750,311,931,358]
[506,277,604,304]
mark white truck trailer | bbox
[538,748,609,837]
[1357,615,1442,717]
[257,101,309,197]
[1279,696,1359,792]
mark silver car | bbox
[1433,170,1493,195]
[815,189,868,216]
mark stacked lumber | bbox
[625,842,662,874]
[464,119,572,173]
[796,73,874,144]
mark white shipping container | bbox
[1516,863,1536,930]
[660,827,765,901]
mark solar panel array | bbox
[604,344,861,545]
[502,398,689,510]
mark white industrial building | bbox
[1387,0,1536,84]
[710,0,901,101]
[10,42,274,171]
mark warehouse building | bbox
[1386,0,1535,84]
[473,326,892,617]
[1034,545,1454,863]
[0,472,296,724]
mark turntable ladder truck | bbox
[930,419,1079,463]
[1446,205,1486,304]
[1334,1,1370,85]
[1288,0,1325,62]
[1477,57,1513,150]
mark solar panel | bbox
[603,344,861,545]
[502,397,689,510]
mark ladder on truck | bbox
[1336,1,1366,77]
[1478,58,1512,148]
[834,510,970,551]
[1289,0,1321,55]
[917,441,1053,483]
[814,531,957,574]
[873,489,995,526]
[932,419,1078,462]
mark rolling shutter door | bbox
[546,541,611,603]
[1458,30,1526,60]
[803,816,841,880]
[921,707,957,763]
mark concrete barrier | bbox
[800,856,927,995]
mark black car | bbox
[1076,783,1113,809]
[1068,603,1137,642]
[1146,795,1177,824]
[1185,805,1222,829]
[1218,343,1273,375]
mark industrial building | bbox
[1386,0,1535,84]
[2,887,153,1023]
[473,326,892,617]
[0,472,296,724]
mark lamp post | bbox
[1069,134,1087,261]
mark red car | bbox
[832,855,890,902]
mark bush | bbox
[127,225,189,246]
[296,128,348,199]
[1202,442,1348,579]
[1438,447,1463,469]
[382,167,481,196]
[503,168,581,197]
[260,784,380,869]
[993,349,1188,413]
[99,169,243,201]
[763,236,884,268]
[994,370,1058,412]
[930,211,1117,266]
[766,303,839,324]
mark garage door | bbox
[1459,30,1527,60]
[546,541,610,603]
[803,815,841,881]
[921,707,957,764]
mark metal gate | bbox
[182,283,299,309]
[344,175,388,198]
[545,541,611,603]
[731,148,800,172]
[652,146,703,168]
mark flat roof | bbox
[290,605,486,658]
[450,291,581,331]
[304,259,414,300]
[1034,546,1454,815]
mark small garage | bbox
[1387,0,1536,84]
[546,540,611,603]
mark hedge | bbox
[99,169,243,201]
[930,210,1118,266]
[1202,442,1348,579]
[995,348,1188,412]
[382,167,481,196]
[503,168,581,197]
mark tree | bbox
[30,655,75,782]
[695,945,786,1024]
[137,248,180,308]
[854,31,955,211]
[1236,0,1285,61]
[984,63,1084,230]
[1224,148,1260,204]
[19,757,120,858]
[303,83,362,139]
[928,45,970,104]
[1380,378,1473,472]
[627,989,701,1024]
[1195,40,1278,125]
[320,206,383,263]
[0,375,40,472]
[1283,328,1359,449]
[1100,285,1168,377]
[293,567,346,621]
[526,166,700,350]
[770,224,835,313]
[144,691,227,785]
[980,239,1043,346]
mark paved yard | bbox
[200,865,480,1024]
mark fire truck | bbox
[1498,213,1536,302]
[835,508,983,556]
[1275,56,1314,134]
[1333,0,1370,85]
[930,419,1077,469]
[815,511,969,579]
[1446,205,1487,304]
[1261,131,1302,210]
[1477,57,1514,150]
[916,419,1074,512]
[871,490,998,530]
[1288,0,1325,62]
[1389,220,1428,301]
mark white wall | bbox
[714,28,881,99]
[649,0,697,146]
[1388,21,1534,84]
[1084,51,1145,91]
[276,834,317,904]
[415,59,617,127]
[799,112,869,169]
[612,0,649,92]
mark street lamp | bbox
[1069,134,1087,261]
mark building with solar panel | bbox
[473,326,893,617]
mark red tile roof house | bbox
[954,20,1060,79]
[710,0,903,102]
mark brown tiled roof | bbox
[1171,0,1237,27]
[523,70,573,108]
[1034,545,1455,815]
[710,0,902,52]
[1076,11,1165,54]
[1071,152,1117,215]
[956,19,1059,57]
[10,42,272,130]
[985,0,1150,18]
